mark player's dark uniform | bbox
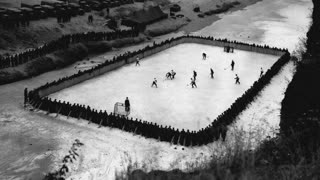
[151,78,158,88]
[166,72,172,79]
[235,74,240,84]
[260,68,264,78]
[210,68,214,79]
[191,78,197,88]
[231,60,235,71]
[171,70,176,79]
[136,57,140,66]
[193,71,197,80]
[202,53,207,60]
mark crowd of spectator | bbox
[0,29,139,69]
[26,35,291,146]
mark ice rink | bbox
[50,43,279,131]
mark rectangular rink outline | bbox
[28,35,290,146]
[49,43,280,130]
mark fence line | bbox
[27,35,290,146]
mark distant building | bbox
[122,6,168,31]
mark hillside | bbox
[280,0,320,162]
[0,0,261,57]
[123,0,320,179]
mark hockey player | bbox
[190,78,197,88]
[235,74,240,84]
[166,72,172,79]
[193,70,197,81]
[210,68,214,79]
[202,53,207,60]
[135,57,140,66]
[151,78,158,88]
[171,70,176,79]
[124,97,130,112]
[231,60,235,71]
[260,67,264,78]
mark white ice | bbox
[59,60,296,180]
[50,43,279,131]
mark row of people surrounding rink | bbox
[24,51,289,146]
[24,35,291,146]
[1,34,286,70]
[26,91,229,145]
[0,29,139,69]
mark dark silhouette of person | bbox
[210,68,214,79]
[191,78,197,88]
[24,87,28,107]
[151,78,158,88]
[135,57,140,66]
[231,60,235,71]
[235,74,240,84]
[193,70,197,80]
[166,72,172,79]
[260,67,264,78]
[171,70,176,79]
[88,15,93,23]
[125,97,130,112]
[202,53,207,60]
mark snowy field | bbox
[50,43,279,130]
[194,0,312,52]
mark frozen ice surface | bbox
[50,43,279,131]
[61,60,296,180]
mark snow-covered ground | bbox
[50,44,279,131]
[0,0,312,179]
[47,59,295,180]
[194,0,312,52]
